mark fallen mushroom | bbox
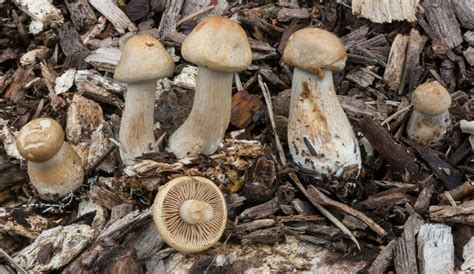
[152,176,227,253]
[406,81,452,146]
[282,28,361,177]
[114,34,174,163]
[16,118,84,200]
[167,16,252,159]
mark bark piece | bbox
[89,0,137,34]
[383,33,409,91]
[465,31,474,46]
[64,0,97,32]
[85,47,121,72]
[124,221,164,260]
[277,8,310,22]
[158,0,185,39]
[0,207,51,238]
[88,186,130,210]
[452,0,474,29]
[440,181,474,202]
[75,69,126,95]
[398,29,426,94]
[66,94,105,144]
[417,223,454,274]
[240,157,276,205]
[430,200,474,224]
[59,23,90,69]
[345,67,375,88]
[422,0,463,49]
[394,214,424,274]
[230,90,264,129]
[463,47,474,66]
[352,0,418,23]
[13,225,94,272]
[4,67,32,104]
[368,240,396,274]
[0,162,27,191]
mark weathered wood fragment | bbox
[368,240,396,274]
[384,33,409,91]
[352,0,418,23]
[440,181,474,202]
[158,0,185,39]
[66,94,104,144]
[58,23,90,69]
[394,214,424,274]
[0,207,51,238]
[123,221,164,260]
[240,157,276,205]
[465,31,474,46]
[88,186,129,210]
[462,237,474,271]
[452,0,474,29]
[463,47,474,66]
[13,0,64,33]
[277,8,309,22]
[230,90,264,129]
[89,0,137,34]
[85,47,121,72]
[417,223,454,274]
[430,200,474,224]
[422,0,463,49]
[4,67,32,103]
[398,29,426,94]
[64,0,97,32]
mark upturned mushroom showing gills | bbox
[282,28,361,177]
[167,16,252,159]
[152,176,227,253]
[406,81,451,146]
[16,118,84,200]
[114,34,174,163]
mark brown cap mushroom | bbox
[114,34,175,164]
[16,118,84,200]
[282,28,360,177]
[167,16,252,159]
[406,81,452,146]
[152,176,227,253]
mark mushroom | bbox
[406,81,451,146]
[152,176,227,253]
[114,34,174,163]
[167,16,252,159]
[16,118,84,200]
[282,28,361,177]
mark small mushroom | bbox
[406,81,452,146]
[114,34,174,163]
[152,176,227,253]
[282,28,361,177]
[167,16,252,159]
[16,118,84,200]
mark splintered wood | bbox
[352,0,418,23]
[417,224,454,274]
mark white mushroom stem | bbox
[406,110,450,146]
[180,199,214,224]
[288,68,361,177]
[168,67,233,158]
[120,81,156,162]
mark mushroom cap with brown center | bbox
[114,34,175,84]
[411,81,452,115]
[16,118,65,162]
[283,28,347,74]
[152,176,227,253]
[181,16,252,72]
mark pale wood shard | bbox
[352,0,419,23]
[417,223,454,274]
[12,0,63,26]
[384,33,409,91]
[13,225,95,272]
[75,69,126,95]
[422,0,463,49]
[85,47,121,72]
[66,94,105,144]
[430,200,474,224]
[394,214,424,274]
[398,29,427,95]
[158,0,185,40]
[89,0,137,34]
[462,237,474,271]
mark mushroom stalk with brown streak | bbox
[16,118,84,200]
[114,34,174,163]
[283,28,361,177]
[167,16,252,159]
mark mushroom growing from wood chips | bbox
[114,34,174,163]
[406,81,451,146]
[152,176,227,253]
[282,28,361,177]
[167,16,252,159]
[16,118,84,200]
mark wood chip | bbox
[384,33,409,91]
[89,0,137,34]
[352,0,418,23]
[394,213,424,274]
[417,223,454,274]
[430,200,474,224]
[85,47,121,72]
[230,89,264,129]
[422,0,463,49]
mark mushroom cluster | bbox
[114,34,174,163]
[152,176,227,253]
[16,118,84,200]
[282,28,361,177]
[406,81,452,146]
[167,16,252,159]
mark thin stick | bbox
[258,75,287,166]
[288,173,361,250]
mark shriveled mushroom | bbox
[167,16,252,159]
[282,28,361,177]
[406,81,451,146]
[16,118,84,200]
[152,176,227,253]
[114,34,174,163]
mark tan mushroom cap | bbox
[181,16,252,72]
[412,81,452,115]
[16,118,65,162]
[152,176,227,253]
[114,34,174,84]
[283,28,347,74]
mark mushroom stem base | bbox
[406,110,449,147]
[167,67,233,159]
[180,199,214,224]
[288,68,361,177]
[119,81,156,163]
